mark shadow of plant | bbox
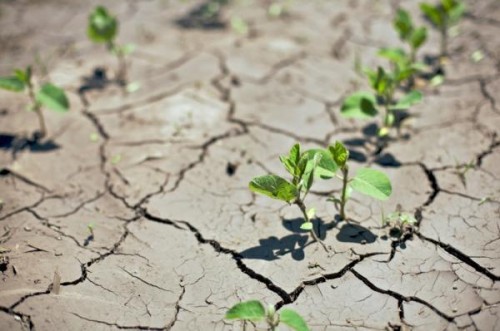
[0,133,59,159]
[335,223,377,244]
[175,0,230,30]
[240,217,335,261]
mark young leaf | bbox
[36,83,70,113]
[300,222,313,231]
[279,309,310,331]
[448,1,465,24]
[351,168,392,200]
[394,9,413,40]
[0,76,25,92]
[410,27,427,50]
[420,3,443,27]
[14,67,31,84]
[340,92,378,119]
[225,300,266,321]
[300,149,337,179]
[328,141,349,168]
[88,6,118,43]
[249,175,298,203]
[378,48,407,64]
[390,90,423,110]
[281,144,301,178]
[298,152,322,192]
[306,208,316,220]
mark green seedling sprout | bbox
[225,300,309,331]
[393,9,428,63]
[382,204,416,238]
[249,144,336,252]
[420,0,466,59]
[87,6,134,86]
[327,142,392,220]
[0,66,70,138]
[341,66,423,136]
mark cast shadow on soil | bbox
[240,218,332,261]
[342,123,405,168]
[175,0,228,30]
[78,68,112,99]
[336,223,377,244]
[0,133,59,157]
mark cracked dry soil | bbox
[1,0,499,330]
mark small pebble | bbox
[452,285,458,290]
[23,226,31,232]
[452,308,458,313]
[361,239,367,245]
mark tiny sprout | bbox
[87,6,134,86]
[231,17,249,35]
[393,9,428,63]
[0,66,70,138]
[87,223,95,236]
[340,66,423,136]
[382,204,416,238]
[420,0,466,59]
[225,300,309,331]
[249,143,336,251]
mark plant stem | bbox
[440,23,448,59]
[27,79,46,138]
[339,166,349,220]
[108,41,127,86]
[295,198,328,252]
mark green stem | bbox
[440,23,448,59]
[27,79,46,139]
[339,166,349,220]
[108,41,127,86]
[295,198,328,252]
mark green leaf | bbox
[390,90,423,110]
[88,6,118,43]
[340,92,378,119]
[420,3,443,27]
[351,168,392,200]
[409,27,427,50]
[249,175,298,203]
[394,9,413,40]
[280,144,301,179]
[299,152,322,191]
[300,222,313,231]
[448,1,465,24]
[306,208,316,220]
[0,76,25,92]
[231,17,249,35]
[374,67,389,95]
[430,75,445,87]
[378,48,407,64]
[36,83,70,112]
[14,67,31,84]
[225,300,266,321]
[328,141,349,168]
[279,309,310,331]
[300,149,337,179]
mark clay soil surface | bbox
[1,0,500,330]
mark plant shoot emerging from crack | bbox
[340,65,423,136]
[420,0,465,59]
[249,144,336,252]
[87,6,135,87]
[225,300,309,331]
[0,66,70,139]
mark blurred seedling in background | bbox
[393,9,428,64]
[420,0,466,61]
[327,142,392,221]
[382,204,416,238]
[268,0,293,18]
[0,66,70,139]
[341,65,423,137]
[84,223,95,246]
[452,159,475,187]
[249,144,337,252]
[225,300,309,331]
[88,6,136,89]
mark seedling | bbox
[393,9,428,63]
[452,160,475,187]
[249,144,337,251]
[382,204,416,238]
[341,66,423,136]
[87,6,134,86]
[327,142,392,220]
[0,66,70,138]
[225,300,309,331]
[420,0,466,59]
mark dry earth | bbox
[0,0,499,330]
